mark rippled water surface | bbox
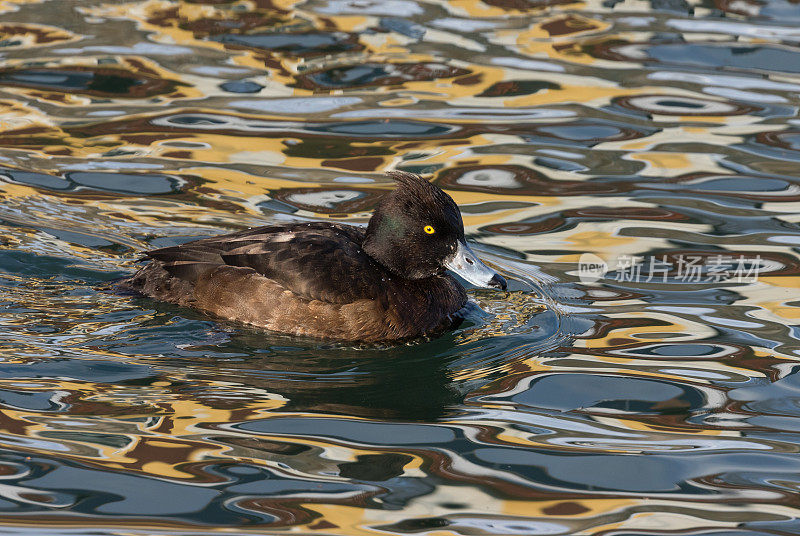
[1,0,800,534]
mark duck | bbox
[118,171,507,342]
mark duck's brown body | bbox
[118,222,467,341]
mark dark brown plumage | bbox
[117,172,505,342]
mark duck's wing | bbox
[145,222,383,304]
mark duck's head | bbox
[363,171,507,290]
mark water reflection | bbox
[165,331,487,421]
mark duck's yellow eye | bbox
[424,225,435,235]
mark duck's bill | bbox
[445,240,507,290]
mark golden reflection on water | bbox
[1,0,800,534]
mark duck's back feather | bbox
[146,222,385,303]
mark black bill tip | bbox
[488,273,507,291]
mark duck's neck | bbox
[362,212,406,277]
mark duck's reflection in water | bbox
[192,332,472,421]
[156,306,561,422]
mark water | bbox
[0,0,799,534]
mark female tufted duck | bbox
[118,171,506,341]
